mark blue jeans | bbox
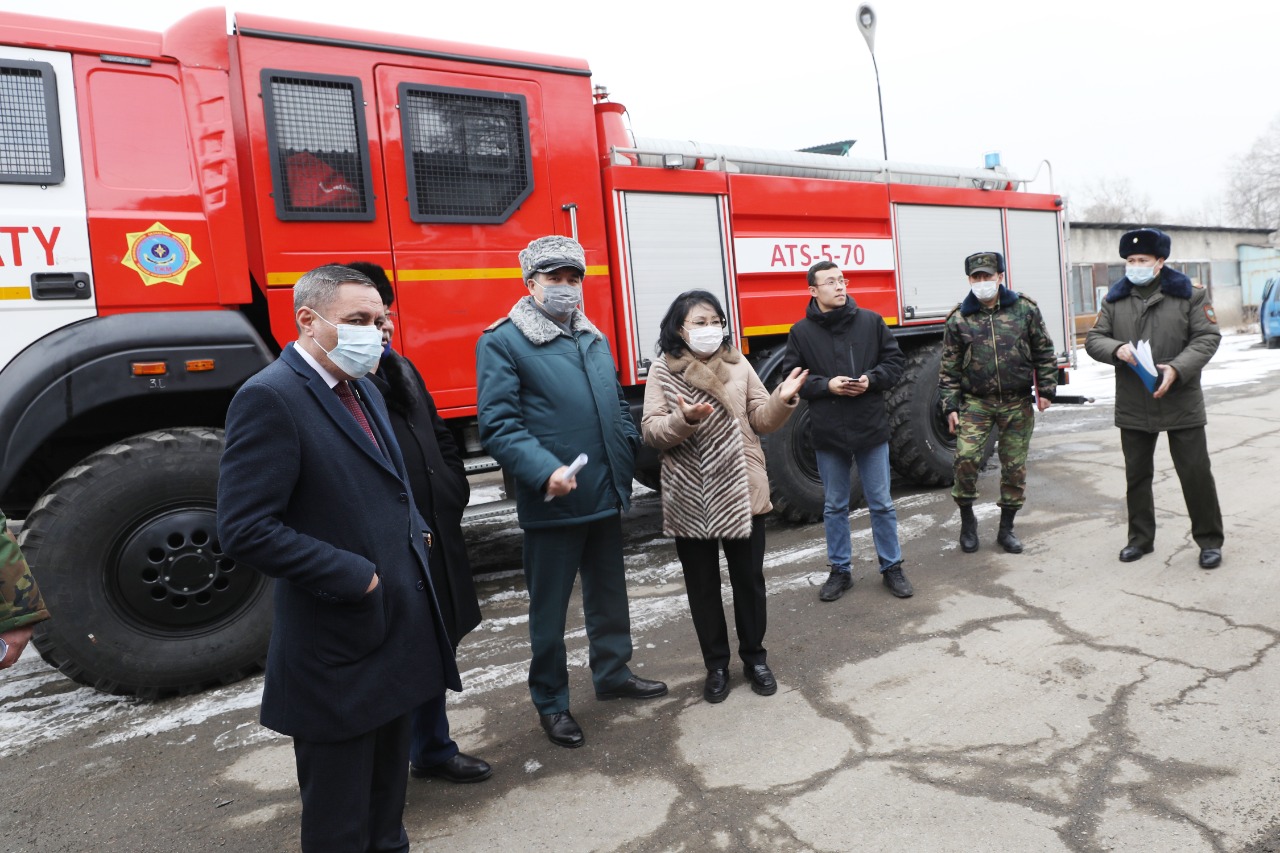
[815,442,902,573]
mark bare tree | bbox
[1075,177,1163,223]
[1225,114,1280,230]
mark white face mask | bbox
[970,280,1000,302]
[1126,265,1157,286]
[308,309,384,378]
[685,325,725,356]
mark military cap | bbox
[964,251,1005,276]
[1118,228,1171,260]
[519,235,586,279]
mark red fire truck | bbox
[0,8,1074,697]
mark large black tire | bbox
[887,342,994,486]
[763,400,863,523]
[21,428,272,698]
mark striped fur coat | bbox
[641,347,796,539]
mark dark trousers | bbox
[523,514,633,715]
[674,515,767,671]
[409,692,458,768]
[293,712,414,853]
[1120,426,1224,550]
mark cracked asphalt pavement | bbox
[3,334,1278,852]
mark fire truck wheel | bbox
[764,400,864,523]
[21,428,272,699]
[887,343,994,486]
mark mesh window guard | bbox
[400,85,533,223]
[263,71,373,221]
[0,61,64,184]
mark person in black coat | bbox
[346,262,491,784]
[218,264,460,852]
[781,260,912,603]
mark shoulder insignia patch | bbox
[1203,304,1217,325]
[484,317,510,333]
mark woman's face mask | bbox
[684,324,726,356]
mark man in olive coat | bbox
[475,235,666,750]
[1085,228,1224,568]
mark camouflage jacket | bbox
[1,508,50,634]
[939,286,1058,414]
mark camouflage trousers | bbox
[951,396,1035,509]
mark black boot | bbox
[958,504,979,553]
[996,506,1023,554]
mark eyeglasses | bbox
[374,310,397,330]
[684,319,725,329]
[815,278,847,288]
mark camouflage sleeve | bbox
[1167,287,1222,385]
[1027,304,1058,399]
[938,314,964,414]
[1,510,51,634]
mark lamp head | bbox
[857,4,877,52]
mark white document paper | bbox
[544,453,588,501]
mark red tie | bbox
[335,380,379,449]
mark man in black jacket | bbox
[349,262,492,784]
[782,261,912,601]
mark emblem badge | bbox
[122,223,202,286]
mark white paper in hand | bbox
[1130,339,1160,394]
[544,453,588,501]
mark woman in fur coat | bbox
[642,290,807,703]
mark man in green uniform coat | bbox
[1,508,51,670]
[1084,228,1223,568]
[475,235,667,750]
[939,251,1057,554]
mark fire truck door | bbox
[373,67,553,408]
[616,192,734,381]
[0,48,94,373]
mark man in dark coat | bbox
[348,262,491,785]
[782,260,911,602]
[218,264,460,852]
[939,251,1057,555]
[475,235,666,750]
[1084,228,1224,568]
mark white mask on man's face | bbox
[970,280,1000,302]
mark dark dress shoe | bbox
[410,752,492,783]
[539,710,584,748]
[1119,544,1154,562]
[704,668,730,703]
[1199,548,1222,569]
[595,674,668,701]
[743,663,777,696]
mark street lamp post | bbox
[856,4,888,161]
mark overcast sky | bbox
[10,0,1277,224]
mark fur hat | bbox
[964,251,1005,276]
[1119,228,1171,259]
[519,235,586,279]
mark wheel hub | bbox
[113,508,260,630]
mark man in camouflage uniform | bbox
[1,508,51,670]
[939,251,1057,554]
